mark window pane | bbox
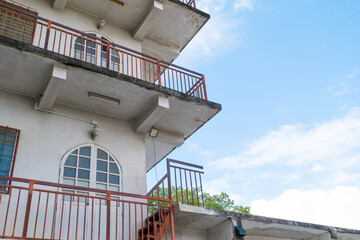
[109,175,119,184]
[79,157,90,169]
[79,147,91,156]
[71,149,78,154]
[78,169,90,180]
[109,156,115,162]
[109,163,119,174]
[64,167,76,178]
[96,183,106,190]
[97,160,107,172]
[77,180,89,187]
[96,172,107,183]
[97,149,107,160]
[65,155,77,167]
[109,185,119,192]
[63,178,75,185]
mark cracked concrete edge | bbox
[0,36,221,112]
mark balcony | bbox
[0,175,176,240]
[0,159,204,240]
[0,1,207,100]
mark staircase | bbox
[138,209,171,240]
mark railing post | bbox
[157,58,161,86]
[201,74,208,100]
[167,158,172,201]
[44,21,52,50]
[106,41,110,69]
[106,192,111,240]
[170,202,176,240]
[22,181,34,238]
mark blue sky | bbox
[148,0,360,229]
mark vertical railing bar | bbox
[98,197,102,240]
[199,173,205,207]
[179,169,183,204]
[190,171,194,205]
[91,197,94,240]
[59,193,65,240]
[194,172,200,207]
[134,203,137,240]
[184,170,189,204]
[32,191,41,239]
[2,184,12,236]
[67,193,73,240]
[42,192,50,239]
[122,201,124,240]
[115,201,118,240]
[12,188,21,237]
[83,196,88,240]
[141,204,144,240]
[75,195,80,240]
[12,14,19,39]
[22,181,34,238]
[128,202,131,240]
[174,168,178,203]
[106,192,111,240]
[50,193,58,239]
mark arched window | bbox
[60,144,122,195]
[74,34,121,71]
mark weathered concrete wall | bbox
[0,91,146,194]
[208,219,234,240]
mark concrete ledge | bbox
[0,36,221,112]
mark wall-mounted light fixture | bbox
[89,92,120,105]
[149,127,159,138]
[91,125,100,140]
[97,19,106,30]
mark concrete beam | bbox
[134,96,169,134]
[39,64,67,110]
[52,0,68,10]
[157,129,184,147]
[133,0,163,40]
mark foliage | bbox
[148,187,250,214]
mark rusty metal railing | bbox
[0,1,208,100]
[178,0,196,8]
[0,175,175,240]
[147,159,205,207]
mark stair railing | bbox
[147,158,205,207]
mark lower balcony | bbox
[0,159,205,240]
[0,175,175,240]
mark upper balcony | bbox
[51,0,210,64]
[0,0,221,171]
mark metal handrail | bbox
[0,175,176,240]
[0,2,208,100]
[147,158,205,207]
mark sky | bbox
[148,0,360,230]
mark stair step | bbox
[138,221,161,237]
[146,209,170,223]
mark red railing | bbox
[0,175,175,240]
[147,159,205,207]
[0,2,208,100]
[178,0,196,8]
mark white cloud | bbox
[347,69,359,79]
[334,69,359,97]
[251,186,360,230]
[208,108,360,175]
[175,0,242,65]
[234,0,254,11]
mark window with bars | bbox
[0,126,20,192]
[61,144,122,200]
[0,0,37,44]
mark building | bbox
[1,1,360,240]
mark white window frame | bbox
[59,144,123,197]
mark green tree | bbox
[148,188,250,214]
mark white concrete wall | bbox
[0,91,146,195]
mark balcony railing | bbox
[0,175,175,240]
[147,159,205,207]
[178,0,196,8]
[0,1,208,100]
